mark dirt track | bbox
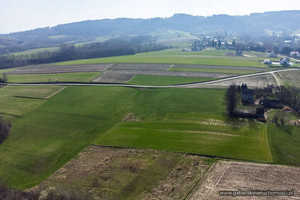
[187,161,300,200]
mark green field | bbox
[56,49,266,67]
[0,87,138,188]
[0,86,274,189]
[268,124,300,166]
[94,88,272,162]
[7,72,99,83]
[95,115,272,162]
[128,75,216,85]
[0,86,63,120]
[169,67,260,74]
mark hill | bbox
[0,10,299,53]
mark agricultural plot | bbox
[0,87,273,190]
[95,114,272,162]
[93,63,235,83]
[268,124,300,166]
[276,70,300,87]
[56,49,267,68]
[96,69,231,83]
[7,72,99,83]
[42,146,213,200]
[184,74,277,89]
[95,88,272,162]
[0,87,140,188]
[128,75,216,86]
[0,86,64,120]
[187,161,300,200]
[6,64,110,74]
[170,64,269,74]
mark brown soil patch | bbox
[122,113,140,122]
[187,161,300,200]
[41,146,212,200]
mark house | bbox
[264,59,272,65]
[262,99,283,109]
[182,48,190,52]
[241,89,255,104]
[256,108,265,118]
[236,50,243,56]
[290,51,300,58]
[269,52,277,58]
[280,57,290,66]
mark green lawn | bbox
[7,72,99,83]
[56,49,266,67]
[127,75,216,85]
[268,124,300,166]
[169,67,260,74]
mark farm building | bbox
[262,99,283,109]
[290,51,300,58]
[236,50,243,56]
[264,59,272,65]
[233,108,265,119]
[280,57,290,66]
[269,52,277,58]
[241,89,255,104]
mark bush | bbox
[0,117,11,144]
[39,187,94,200]
[0,184,39,200]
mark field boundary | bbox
[45,86,67,99]
[4,68,300,88]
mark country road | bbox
[3,68,300,89]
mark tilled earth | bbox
[187,161,300,200]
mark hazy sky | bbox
[1,0,300,33]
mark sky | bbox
[1,0,300,34]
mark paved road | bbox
[4,68,300,89]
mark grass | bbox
[0,86,273,190]
[95,116,272,162]
[268,124,300,166]
[127,75,216,85]
[0,86,64,120]
[169,67,259,74]
[276,70,300,87]
[0,87,139,189]
[56,49,266,68]
[95,88,272,162]
[7,72,99,83]
[116,153,181,200]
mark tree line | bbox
[0,37,167,68]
